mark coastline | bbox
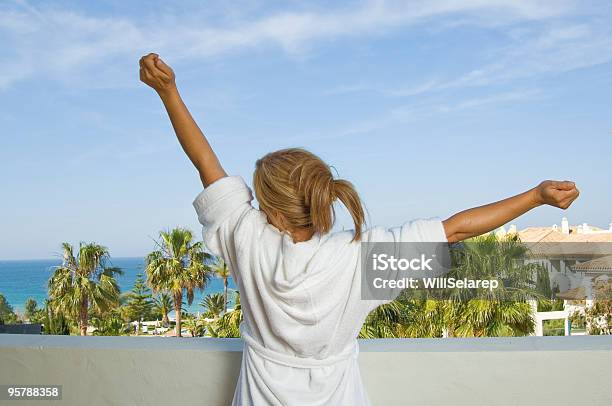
[0,257,236,314]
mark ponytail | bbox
[304,171,335,239]
[332,179,365,242]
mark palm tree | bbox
[48,243,122,336]
[42,299,70,335]
[359,300,403,338]
[449,299,534,337]
[182,316,206,337]
[360,233,541,338]
[145,228,212,337]
[153,293,173,327]
[200,293,225,320]
[442,233,540,337]
[399,299,448,338]
[91,310,129,336]
[213,259,231,313]
[209,291,243,338]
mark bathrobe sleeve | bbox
[360,217,449,312]
[192,176,258,281]
[389,217,448,244]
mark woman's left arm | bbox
[443,180,580,243]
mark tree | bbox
[48,242,122,336]
[535,266,553,299]
[437,233,538,337]
[586,301,612,335]
[209,291,243,338]
[123,273,155,324]
[200,293,225,320]
[359,234,540,338]
[42,299,70,335]
[91,310,130,336]
[153,293,172,327]
[0,294,18,325]
[213,259,231,313]
[586,278,612,335]
[23,298,48,325]
[145,228,212,337]
[182,316,206,337]
[24,298,39,321]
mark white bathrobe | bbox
[193,176,447,406]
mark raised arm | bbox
[139,53,226,187]
[443,180,580,243]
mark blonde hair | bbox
[253,148,365,242]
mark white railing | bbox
[1,335,611,405]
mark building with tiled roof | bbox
[518,217,612,243]
[497,217,612,295]
[496,218,612,335]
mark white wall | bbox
[1,335,611,406]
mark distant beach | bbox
[0,257,236,314]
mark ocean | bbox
[0,257,236,315]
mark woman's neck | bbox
[290,227,315,243]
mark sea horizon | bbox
[0,257,236,314]
[0,255,150,262]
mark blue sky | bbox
[1,0,611,259]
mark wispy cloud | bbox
[0,0,581,89]
[308,88,542,140]
[328,20,612,98]
[443,24,612,89]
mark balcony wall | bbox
[1,334,611,405]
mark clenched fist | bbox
[534,180,580,209]
[139,53,176,95]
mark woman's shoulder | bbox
[345,218,447,243]
[321,225,389,244]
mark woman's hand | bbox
[139,53,176,96]
[533,180,580,209]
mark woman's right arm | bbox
[139,53,227,187]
